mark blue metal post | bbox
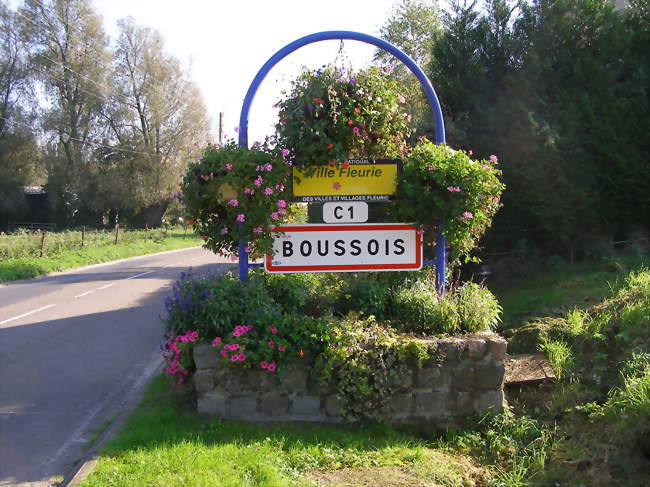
[237,31,447,291]
[237,233,248,282]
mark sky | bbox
[92,0,402,145]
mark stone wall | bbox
[193,332,507,424]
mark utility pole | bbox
[218,112,223,145]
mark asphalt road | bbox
[0,247,233,486]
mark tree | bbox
[376,0,444,138]
[0,1,41,227]
[18,0,110,224]
[93,17,209,226]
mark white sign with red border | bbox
[264,223,422,273]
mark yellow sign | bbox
[291,159,401,202]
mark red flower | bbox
[326,144,334,149]
[328,160,337,167]
[187,219,195,226]
[354,108,361,114]
[298,349,304,357]
[347,119,353,125]
[341,162,350,169]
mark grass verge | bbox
[76,375,488,487]
[0,230,201,283]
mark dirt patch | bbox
[308,466,433,487]
[504,353,556,385]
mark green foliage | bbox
[314,315,435,421]
[389,139,504,265]
[539,340,573,380]
[456,282,502,333]
[181,141,295,257]
[275,65,411,166]
[428,0,650,258]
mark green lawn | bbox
[0,228,201,282]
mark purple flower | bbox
[254,176,263,187]
[462,211,473,219]
[281,148,290,157]
[264,187,273,195]
[236,214,245,222]
[228,199,239,207]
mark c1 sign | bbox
[264,223,422,273]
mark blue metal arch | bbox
[237,30,447,292]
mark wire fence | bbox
[0,225,191,260]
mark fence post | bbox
[114,223,119,245]
[81,226,85,248]
[39,230,46,257]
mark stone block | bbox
[414,390,451,417]
[280,368,309,393]
[222,370,250,392]
[292,395,321,415]
[388,368,414,392]
[467,340,487,360]
[437,339,462,363]
[388,393,413,415]
[486,337,507,361]
[415,366,451,390]
[197,391,226,416]
[454,391,476,415]
[324,395,342,418]
[229,394,258,418]
[259,392,290,416]
[193,369,217,395]
[474,390,504,413]
[193,343,220,370]
[451,362,475,390]
[475,362,505,390]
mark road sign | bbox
[264,223,422,273]
[291,159,401,202]
[323,202,368,223]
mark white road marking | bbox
[74,291,94,298]
[95,283,115,290]
[0,304,56,326]
[126,270,154,280]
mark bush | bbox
[164,270,276,338]
[456,282,502,332]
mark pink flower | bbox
[231,355,239,362]
[427,166,434,171]
[489,155,498,163]
[254,176,263,187]
[244,188,254,195]
[270,326,277,334]
[237,351,245,361]
[225,163,232,170]
[278,346,286,352]
[278,209,286,215]
[352,127,360,135]
[261,361,268,369]
[268,340,275,348]
[264,187,273,195]
[212,337,222,347]
[188,331,198,342]
[267,361,276,372]
[264,163,273,171]
[271,212,279,220]
[253,227,263,234]
[284,161,293,167]
[281,148,290,157]
[462,211,473,219]
[228,199,239,207]
[277,200,287,208]
[220,227,229,235]
[416,229,425,236]
[236,214,245,222]
[447,186,461,193]
[220,349,229,357]
[276,184,285,192]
